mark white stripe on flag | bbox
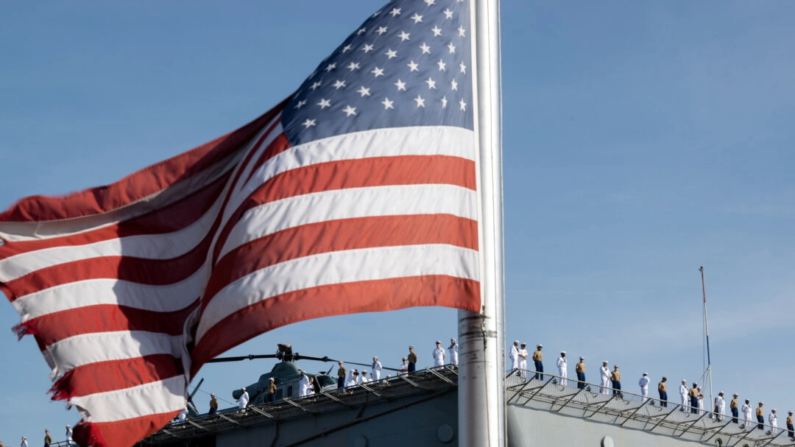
[197,244,479,343]
[219,184,477,260]
[0,151,243,242]
[47,331,183,376]
[0,192,226,282]
[70,375,186,423]
[13,272,203,322]
[236,125,476,204]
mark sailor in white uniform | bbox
[238,387,250,410]
[178,407,188,422]
[66,425,74,446]
[347,369,358,387]
[433,341,446,367]
[360,370,371,383]
[518,343,528,378]
[509,340,520,375]
[556,352,568,386]
[769,409,778,435]
[638,373,650,402]
[679,380,688,412]
[448,338,459,366]
[714,392,726,421]
[742,400,753,429]
[298,371,310,397]
[371,357,383,381]
[600,361,611,395]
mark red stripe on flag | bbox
[49,355,184,401]
[0,173,230,259]
[212,153,474,264]
[0,100,288,223]
[74,411,180,447]
[5,235,213,300]
[203,214,478,310]
[20,302,199,347]
[192,275,480,374]
[211,133,291,263]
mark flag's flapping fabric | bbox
[0,0,479,445]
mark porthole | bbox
[714,438,723,447]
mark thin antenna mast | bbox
[699,266,714,408]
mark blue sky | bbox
[2,0,795,443]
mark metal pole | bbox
[700,266,714,409]
[458,0,505,445]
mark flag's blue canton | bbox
[282,0,473,146]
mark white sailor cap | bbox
[561,351,566,354]
[537,344,543,347]
[603,360,609,364]
[643,372,648,375]
[373,356,378,359]
[514,340,519,344]
[436,340,441,344]
[520,342,526,345]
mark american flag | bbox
[0,0,480,446]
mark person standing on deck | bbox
[600,361,611,395]
[298,371,310,397]
[337,362,347,389]
[43,431,51,447]
[239,387,250,409]
[398,358,409,376]
[741,400,753,429]
[532,345,544,380]
[786,411,793,438]
[557,352,568,386]
[658,377,668,407]
[688,384,699,414]
[757,402,765,430]
[680,380,689,412]
[575,357,586,389]
[209,394,218,415]
[266,379,276,403]
[731,394,739,423]
[407,346,418,373]
[448,339,459,367]
[65,425,74,446]
[433,341,446,367]
[769,409,778,435]
[371,357,383,381]
[518,343,528,378]
[611,366,622,396]
[509,340,520,376]
[638,373,650,402]
[714,392,725,421]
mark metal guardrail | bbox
[507,369,795,447]
[138,366,459,445]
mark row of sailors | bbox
[336,339,460,389]
[509,341,795,437]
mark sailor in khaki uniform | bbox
[688,384,699,414]
[757,402,765,430]
[658,377,668,407]
[532,345,544,380]
[786,411,793,438]
[610,366,622,396]
[575,357,586,389]
[337,362,347,389]
[731,394,739,423]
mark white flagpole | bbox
[458,0,505,445]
